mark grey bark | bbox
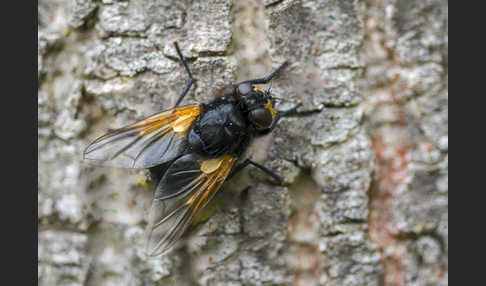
[38,0,448,285]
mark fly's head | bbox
[236,82,275,131]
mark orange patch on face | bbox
[265,99,275,119]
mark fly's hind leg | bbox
[173,41,196,108]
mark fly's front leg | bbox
[260,102,302,135]
[239,61,289,86]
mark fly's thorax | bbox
[188,102,248,157]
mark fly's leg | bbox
[227,159,284,185]
[173,41,196,108]
[241,61,289,85]
[259,102,302,135]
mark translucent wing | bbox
[83,105,200,168]
[145,153,236,256]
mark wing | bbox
[145,153,236,256]
[83,105,200,168]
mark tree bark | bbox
[38,0,448,285]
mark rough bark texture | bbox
[38,0,448,285]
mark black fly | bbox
[83,41,298,256]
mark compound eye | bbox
[249,108,273,130]
[237,83,252,95]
